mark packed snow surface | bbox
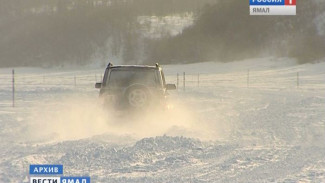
[0,58,324,182]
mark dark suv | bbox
[95,63,176,110]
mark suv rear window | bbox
[107,69,157,88]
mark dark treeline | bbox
[146,0,325,64]
[1,0,324,67]
[0,0,215,67]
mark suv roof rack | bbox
[106,62,159,69]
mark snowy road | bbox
[0,58,324,182]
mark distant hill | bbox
[0,0,215,67]
[1,0,324,68]
[146,0,325,64]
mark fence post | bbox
[74,75,76,87]
[177,73,179,90]
[297,72,299,89]
[198,73,200,88]
[247,69,250,88]
[12,69,15,107]
[183,72,186,92]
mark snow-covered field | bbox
[0,58,324,182]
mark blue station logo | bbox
[250,0,296,15]
[29,165,90,183]
[250,0,285,6]
[30,165,63,175]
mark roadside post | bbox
[297,72,299,89]
[183,72,186,92]
[247,69,250,88]
[177,73,179,90]
[74,75,76,87]
[12,69,15,107]
[198,73,200,88]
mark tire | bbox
[125,85,150,109]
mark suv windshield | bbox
[107,69,158,88]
